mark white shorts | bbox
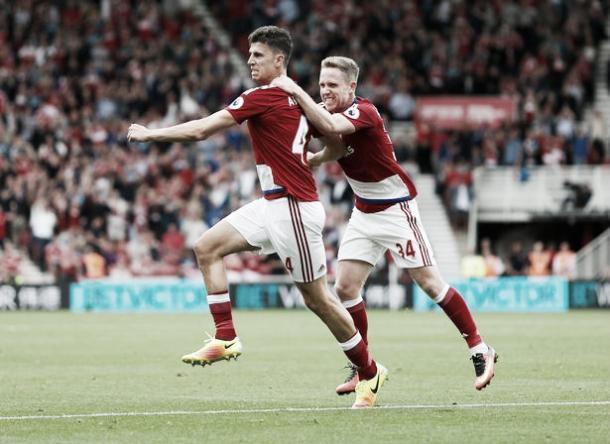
[338,199,436,268]
[224,197,327,283]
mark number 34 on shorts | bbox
[395,240,415,258]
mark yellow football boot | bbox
[181,334,242,367]
[351,363,388,409]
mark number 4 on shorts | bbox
[285,257,294,272]
[396,240,415,258]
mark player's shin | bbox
[342,295,369,345]
[338,331,377,380]
[434,285,486,352]
[207,291,237,340]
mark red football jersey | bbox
[226,86,318,202]
[338,97,418,212]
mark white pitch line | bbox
[1,400,609,421]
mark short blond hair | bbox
[321,56,359,83]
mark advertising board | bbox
[413,277,569,312]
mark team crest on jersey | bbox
[288,96,297,106]
[344,103,360,119]
[229,96,244,109]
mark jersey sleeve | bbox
[225,88,269,124]
[342,102,378,131]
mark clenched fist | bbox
[306,151,322,169]
[127,124,150,142]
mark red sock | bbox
[207,291,236,341]
[345,298,368,345]
[437,287,481,348]
[340,332,377,380]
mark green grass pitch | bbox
[1,310,609,443]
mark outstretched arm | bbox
[271,76,355,136]
[308,135,347,168]
[127,109,237,143]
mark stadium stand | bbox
[470,166,609,222]
[1,0,609,285]
[576,227,610,278]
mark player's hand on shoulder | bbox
[127,123,149,142]
[270,75,298,95]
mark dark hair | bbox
[248,26,293,67]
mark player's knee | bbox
[192,237,218,265]
[419,279,435,297]
[301,290,332,317]
[416,275,444,299]
[297,279,336,317]
[334,280,359,302]
[302,296,320,314]
[304,297,335,318]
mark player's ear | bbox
[275,53,285,68]
[350,80,357,93]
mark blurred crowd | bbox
[0,0,608,284]
[0,0,355,284]
[217,0,606,118]
[0,0,251,283]
[461,238,578,278]
[214,0,610,225]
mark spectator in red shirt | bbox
[161,222,186,265]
